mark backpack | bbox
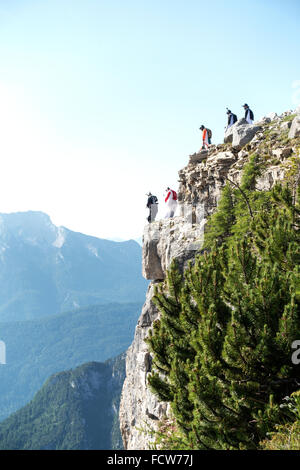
[148,195,158,206]
[171,190,177,201]
[207,128,212,139]
[232,113,237,123]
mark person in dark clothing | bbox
[146,192,158,223]
[226,108,238,129]
[242,103,254,124]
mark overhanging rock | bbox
[142,217,205,281]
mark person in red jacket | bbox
[165,187,177,218]
[199,125,211,149]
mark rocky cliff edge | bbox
[119,108,300,450]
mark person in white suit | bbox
[165,187,177,218]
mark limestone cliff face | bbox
[119,108,300,450]
[119,220,203,449]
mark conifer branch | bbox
[225,176,254,218]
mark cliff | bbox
[119,108,300,450]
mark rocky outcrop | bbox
[289,113,300,139]
[142,217,205,280]
[188,149,208,164]
[119,109,300,450]
[224,118,262,149]
[142,237,165,280]
[272,147,293,161]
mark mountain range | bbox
[0,210,147,430]
[0,211,147,321]
[0,302,141,421]
[0,355,125,450]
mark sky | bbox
[0,0,299,240]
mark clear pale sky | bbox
[0,0,299,240]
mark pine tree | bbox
[146,172,300,449]
[204,183,236,247]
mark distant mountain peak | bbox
[0,210,56,243]
[0,210,53,224]
[0,210,147,321]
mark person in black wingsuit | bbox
[146,192,158,223]
[226,108,238,130]
[243,103,254,124]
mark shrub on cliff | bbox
[260,391,300,450]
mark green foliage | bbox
[146,157,300,449]
[281,114,296,123]
[204,183,235,246]
[205,154,270,248]
[146,417,190,450]
[261,391,300,450]
[0,355,125,450]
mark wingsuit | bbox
[243,104,254,124]
[199,125,211,149]
[146,192,158,223]
[226,109,237,129]
[165,187,177,218]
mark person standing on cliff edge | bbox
[199,125,212,149]
[243,104,254,124]
[165,187,177,218]
[226,108,238,129]
[146,192,158,223]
